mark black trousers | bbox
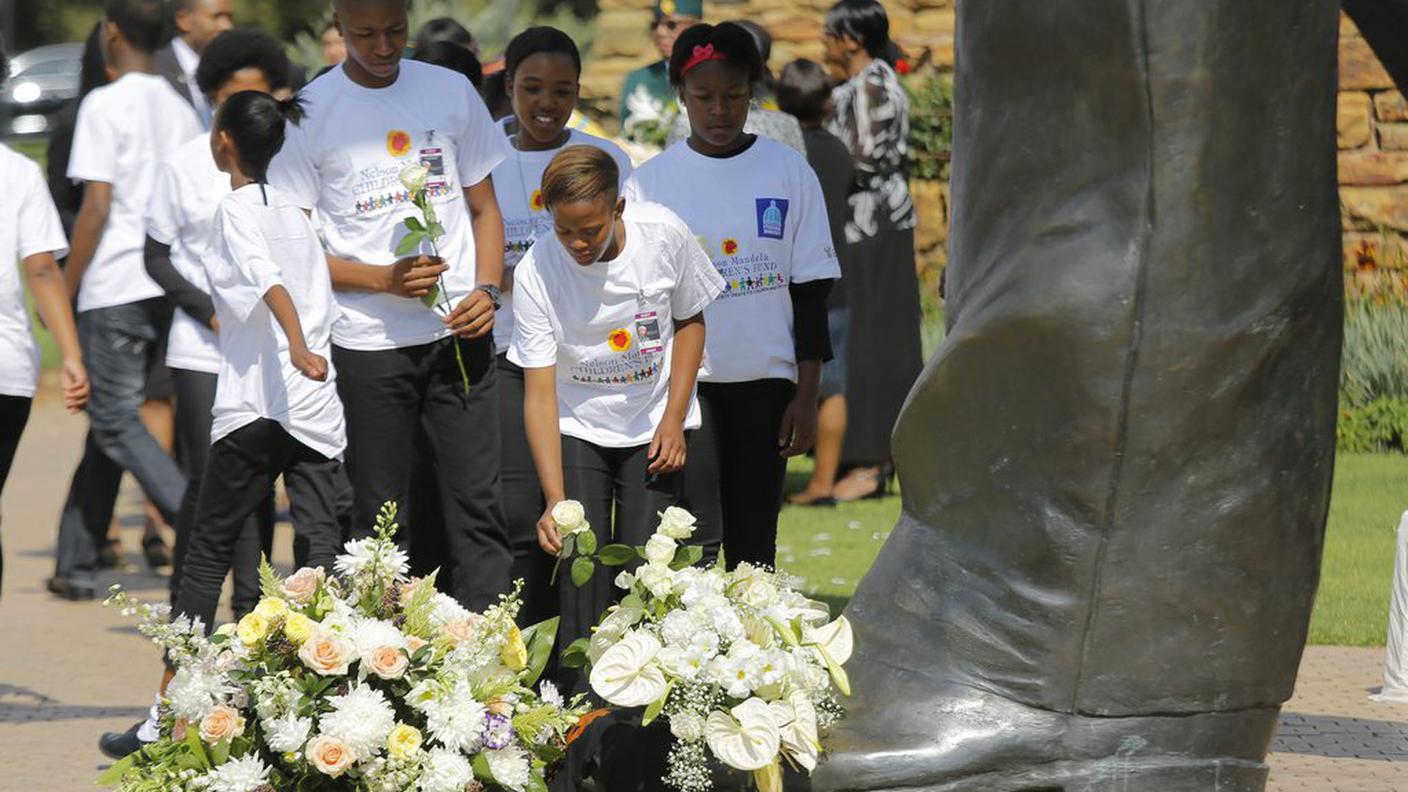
[170,368,274,618]
[683,379,795,569]
[0,394,32,598]
[332,335,511,611]
[173,418,343,632]
[498,354,555,626]
[557,436,683,693]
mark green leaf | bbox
[404,216,426,233]
[419,282,441,310]
[95,752,138,784]
[561,533,576,560]
[185,727,211,770]
[523,772,550,792]
[570,556,596,587]
[209,632,229,645]
[641,681,672,726]
[259,554,282,600]
[471,753,495,782]
[597,544,637,566]
[210,738,230,765]
[669,544,703,570]
[395,229,426,257]
[576,529,598,555]
[619,593,645,611]
[427,221,446,239]
[518,616,560,686]
[767,616,800,648]
[560,637,590,669]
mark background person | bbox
[619,0,701,134]
[154,0,235,127]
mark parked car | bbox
[1,43,82,136]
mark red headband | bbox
[681,44,729,76]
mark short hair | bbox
[541,145,619,209]
[480,71,513,120]
[414,17,472,52]
[733,19,772,64]
[105,0,167,54]
[79,22,109,98]
[824,0,890,59]
[214,91,305,182]
[776,59,831,124]
[195,29,291,97]
[668,22,764,89]
[504,26,581,79]
[413,40,483,88]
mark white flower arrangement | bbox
[102,503,587,792]
[558,505,852,792]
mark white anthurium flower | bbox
[807,616,854,665]
[643,534,677,566]
[399,162,430,193]
[770,691,820,771]
[798,598,832,626]
[705,697,781,771]
[589,630,669,707]
[551,500,587,533]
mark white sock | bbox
[134,694,161,743]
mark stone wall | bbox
[1340,14,1408,270]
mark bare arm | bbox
[326,252,448,298]
[649,314,706,474]
[263,284,327,381]
[63,181,112,298]
[524,364,566,554]
[444,177,506,339]
[24,251,89,412]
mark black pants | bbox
[170,368,274,618]
[498,354,555,626]
[173,419,342,632]
[557,436,683,693]
[0,394,32,598]
[333,335,511,610]
[683,379,795,569]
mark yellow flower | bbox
[283,613,316,646]
[387,723,423,760]
[235,612,270,648]
[254,597,289,622]
[500,625,528,672]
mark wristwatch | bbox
[477,284,502,310]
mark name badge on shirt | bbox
[419,144,447,190]
[634,308,664,355]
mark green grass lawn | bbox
[780,452,1408,648]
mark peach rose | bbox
[366,645,409,680]
[198,705,245,744]
[281,567,325,604]
[406,635,428,654]
[440,614,485,646]
[306,734,355,777]
[486,698,514,717]
[298,628,352,676]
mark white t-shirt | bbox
[0,145,68,398]
[269,61,508,351]
[491,128,635,354]
[145,134,228,374]
[624,137,840,383]
[208,184,345,460]
[509,201,723,448]
[66,72,203,313]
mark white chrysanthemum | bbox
[429,593,472,627]
[422,682,487,753]
[204,753,270,792]
[165,666,232,722]
[419,748,472,792]
[669,710,706,742]
[321,684,397,758]
[264,712,313,753]
[710,606,746,644]
[660,610,695,648]
[485,745,532,791]
[334,537,410,580]
[354,617,408,654]
[539,680,564,709]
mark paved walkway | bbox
[1,395,1406,790]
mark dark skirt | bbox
[842,226,923,467]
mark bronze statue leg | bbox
[813,1,1340,789]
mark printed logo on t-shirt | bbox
[709,233,786,300]
[570,349,660,386]
[755,198,790,240]
[608,327,633,352]
[721,238,740,256]
[530,190,546,212]
[387,130,412,157]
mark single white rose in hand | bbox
[399,162,430,193]
[551,500,587,533]
[589,630,667,707]
[705,697,781,771]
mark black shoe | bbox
[142,534,172,573]
[46,576,96,601]
[98,538,123,569]
[99,720,149,760]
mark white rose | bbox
[551,500,587,532]
[657,507,698,539]
[638,564,675,598]
[399,162,430,193]
[614,570,636,589]
[643,534,677,566]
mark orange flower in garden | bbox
[722,238,739,256]
[608,328,632,352]
[387,130,412,157]
[530,189,546,212]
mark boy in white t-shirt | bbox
[510,146,723,696]
[0,126,91,598]
[50,0,203,601]
[144,29,295,620]
[269,0,512,610]
[490,26,636,627]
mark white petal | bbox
[705,698,780,771]
[589,631,668,707]
[810,616,854,665]
[775,692,819,771]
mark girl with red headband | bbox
[625,22,840,570]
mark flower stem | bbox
[426,238,471,394]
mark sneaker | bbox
[98,720,148,760]
[46,576,96,601]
